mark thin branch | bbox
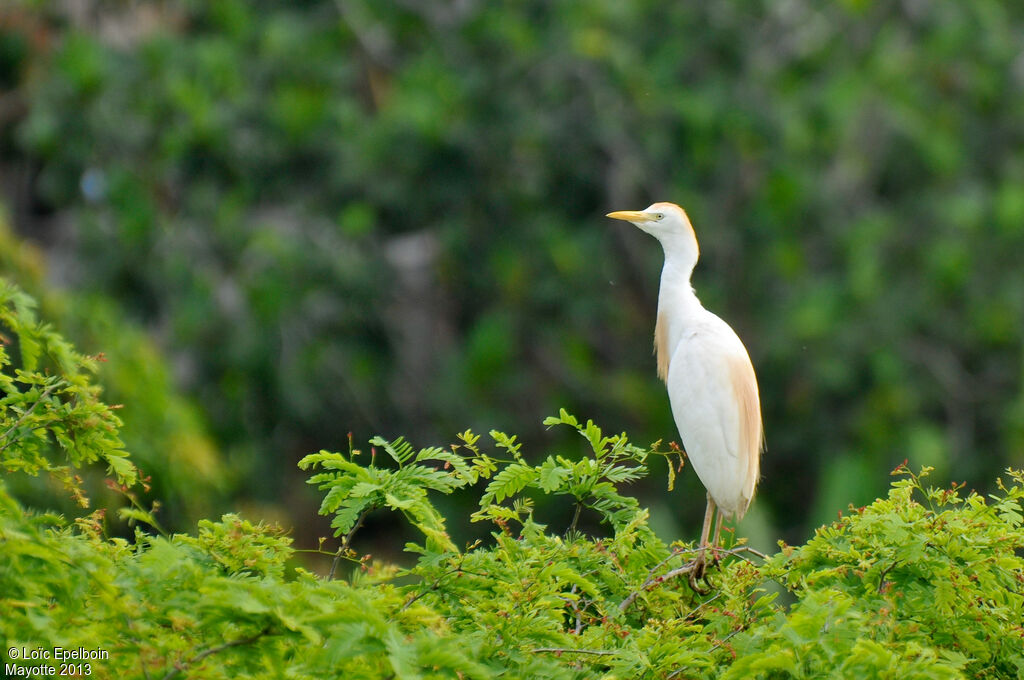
[397,557,492,614]
[294,548,356,558]
[532,648,617,656]
[877,559,901,593]
[566,500,584,535]
[570,584,583,635]
[399,566,461,613]
[160,628,270,680]
[119,489,169,537]
[666,628,743,679]
[735,546,767,560]
[648,545,699,577]
[681,592,723,621]
[329,507,371,579]
[0,383,59,454]
[619,545,700,612]
[658,562,699,582]
[711,628,742,651]
[120,613,151,680]
[619,546,767,611]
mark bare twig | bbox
[563,583,584,635]
[877,559,901,593]
[566,501,583,535]
[735,546,768,560]
[399,566,460,612]
[532,648,617,656]
[329,508,371,579]
[119,613,152,680]
[681,592,723,621]
[666,629,742,679]
[160,627,270,680]
[398,557,493,614]
[619,546,767,611]
[659,562,700,582]
[711,628,742,651]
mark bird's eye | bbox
[656,213,665,220]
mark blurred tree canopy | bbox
[1,0,1023,543]
[0,213,225,526]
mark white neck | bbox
[656,251,704,359]
[658,247,702,312]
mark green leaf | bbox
[537,457,569,493]
[371,436,418,466]
[480,463,537,506]
[117,507,158,528]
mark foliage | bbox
[0,215,226,526]
[299,435,489,556]
[4,1,1024,543]
[4,419,1023,678]
[2,299,1021,678]
[0,279,136,502]
[737,465,1024,679]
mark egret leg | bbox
[710,507,725,568]
[689,494,716,593]
[712,507,724,549]
[698,494,716,551]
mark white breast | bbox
[665,311,763,519]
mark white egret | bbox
[607,202,764,584]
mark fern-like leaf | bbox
[537,457,570,493]
[480,463,537,506]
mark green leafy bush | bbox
[0,279,136,499]
[2,284,1022,678]
[0,218,226,526]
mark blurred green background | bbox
[2,0,1023,557]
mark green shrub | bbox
[0,279,136,499]
[0,218,226,526]
[2,283,1022,678]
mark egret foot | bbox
[687,548,717,595]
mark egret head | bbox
[606,202,699,267]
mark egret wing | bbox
[666,317,762,518]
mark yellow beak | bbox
[606,210,653,223]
